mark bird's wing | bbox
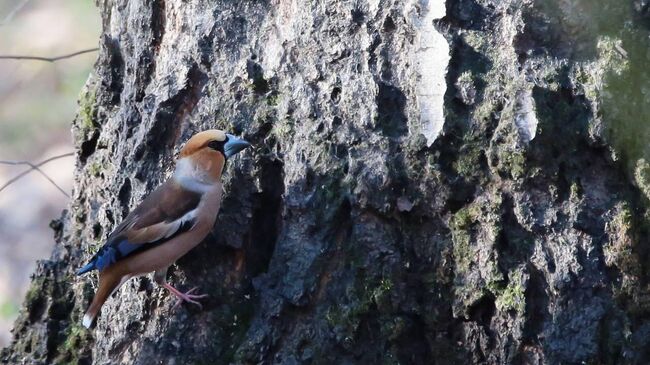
[77,179,203,274]
[110,179,203,243]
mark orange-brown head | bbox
[174,129,250,190]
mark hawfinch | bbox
[76,129,250,328]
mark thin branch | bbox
[0,0,31,26]
[0,152,74,197]
[0,48,99,62]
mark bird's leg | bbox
[154,266,208,309]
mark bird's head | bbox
[175,129,250,188]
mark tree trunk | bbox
[2,0,650,364]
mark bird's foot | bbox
[162,283,208,309]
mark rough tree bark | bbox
[3,0,650,364]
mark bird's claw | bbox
[163,283,208,309]
[185,287,208,297]
[172,287,208,309]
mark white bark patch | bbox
[514,88,538,143]
[412,0,449,146]
[261,0,299,75]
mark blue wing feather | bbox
[75,219,195,275]
[75,179,201,275]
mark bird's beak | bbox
[224,134,251,158]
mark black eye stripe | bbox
[208,140,223,150]
[207,136,229,151]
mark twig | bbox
[0,0,31,26]
[0,48,99,63]
[0,152,74,197]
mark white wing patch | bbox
[163,208,198,239]
[127,208,199,243]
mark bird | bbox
[76,129,250,329]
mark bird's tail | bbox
[82,272,123,328]
[82,309,96,329]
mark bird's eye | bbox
[207,140,223,150]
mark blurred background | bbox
[0,0,99,347]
